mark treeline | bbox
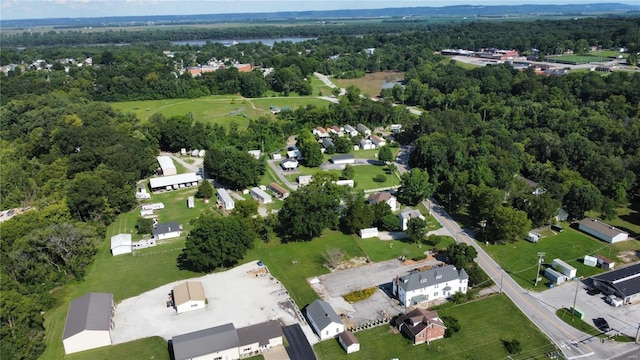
[0,93,158,359]
[389,62,640,242]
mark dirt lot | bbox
[111,260,311,344]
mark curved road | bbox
[395,151,638,359]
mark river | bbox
[171,37,316,47]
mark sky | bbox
[1,0,637,20]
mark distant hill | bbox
[1,3,639,29]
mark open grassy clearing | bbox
[314,294,556,360]
[482,224,639,291]
[546,54,602,64]
[356,235,455,263]
[287,164,399,190]
[111,95,329,127]
[333,71,405,97]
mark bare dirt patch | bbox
[333,256,369,271]
[616,250,639,263]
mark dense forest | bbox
[1,16,639,359]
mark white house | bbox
[217,188,235,210]
[338,331,360,354]
[173,281,206,314]
[280,159,299,170]
[399,208,426,231]
[62,293,114,355]
[359,227,379,239]
[552,258,577,278]
[250,187,273,204]
[135,187,151,200]
[556,208,569,222]
[392,265,468,307]
[298,175,313,186]
[368,192,398,211]
[157,156,177,176]
[390,124,402,133]
[359,138,375,150]
[198,150,206,157]
[578,218,629,243]
[330,154,355,165]
[306,299,345,340]
[152,221,182,240]
[356,123,371,136]
[172,321,283,360]
[343,125,359,137]
[370,135,386,147]
[110,234,132,256]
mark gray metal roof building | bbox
[396,265,469,293]
[236,320,283,347]
[172,323,240,360]
[306,299,342,332]
[591,263,640,304]
[62,292,114,354]
[152,221,181,237]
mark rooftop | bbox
[172,323,239,360]
[63,293,113,340]
[592,263,640,297]
[149,173,199,189]
[306,299,342,330]
[152,221,180,236]
[397,265,468,292]
[579,218,629,238]
[173,281,205,307]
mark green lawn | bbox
[65,337,170,360]
[288,164,399,191]
[482,224,638,290]
[355,235,455,263]
[314,294,556,360]
[111,95,329,128]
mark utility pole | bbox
[571,280,579,322]
[534,252,545,286]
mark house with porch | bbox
[393,265,468,307]
[393,308,446,345]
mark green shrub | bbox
[374,174,387,183]
[411,254,427,261]
[343,287,378,302]
[503,339,522,354]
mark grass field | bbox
[288,164,400,190]
[314,294,556,360]
[65,337,170,360]
[482,224,639,290]
[334,71,405,97]
[111,95,329,127]
[545,54,601,64]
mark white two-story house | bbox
[393,265,468,307]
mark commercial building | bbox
[591,263,640,305]
[578,218,629,243]
[62,293,114,354]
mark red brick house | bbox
[394,308,446,345]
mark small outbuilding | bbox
[187,196,195,209]
[583,255,598,267]
[157,156,177,176]
[172,281,206,314]
[110,234,132,256]
[335,179,354,188]
[356,123,371,136]
[62,293,114,354]
[544,267,567,285]
[338,331,360,353]
[595,254,615,270]
[526,232,540,243]
[399,207,426,231]
[268,182,289,199]
[578,218,629,243]
[306,299,345,340]
[359,227,379,239]
[298,175,313,186]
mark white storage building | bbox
[578,218,629,243]
[359,227,379,239]
[356,123,371,136]
[156,156,177,176]
[62,293,114,354]
[338,331,360,354]
[298,175,313,186]
[330,154,355,165]
[552,258,577,278]
[172,281,206,314]
[149,173,200,192]
[217,188,235,210]
[250,187,273,204]
[583,255,598,267]
[110,234,132,256]
[544,268,567,285]
[306,300,345,340]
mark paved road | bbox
[395,149,639,359]
[283,324,317,360]
[267,159,299,191]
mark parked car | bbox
[593,317,611,332]
[605,295,623,307]
[586,288,601,296]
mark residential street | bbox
[395,150,639,359]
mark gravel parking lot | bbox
[111,260,308,344]
[528,279,640,338]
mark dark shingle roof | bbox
[236,320,282,347]
[592,263,640,297]
[63,293,113,340]
[338,331,358,346]
[396,265,467,292]
[306,299,342,331]
[172,323,239,360]
[152,221,180,236]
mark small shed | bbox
[544,267,567,285]
[526,232,540,243]
[173,281,206,314]
[217,188,235,211]
[268,183,289,199]
[250,187,273,204]
[272,153,282,160]
[338,331,360,354]
[248,150,261,159]
[359,227,379,239]
[552,258,577,278]
[198,150,206,157]
[583,255,598,267]
[335,179,354,188]
[595,254,615,269]
[187,196,195,209]
[298,175,313,186]
[110,234,132,256]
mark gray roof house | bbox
[306,299,345,340]
[172,321,284,360]
[62,292,114,354]
[393,265,469,307]
[152,221,182,240]
[399,207,426,231]
[322,137,335,149]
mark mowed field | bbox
[111,95,329,127]
[334,71,405,97]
